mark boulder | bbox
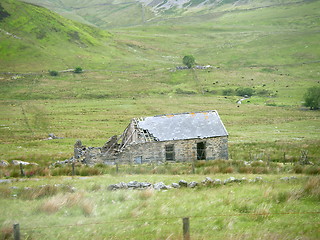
[0,160,9,167]
[178,180,188,187]
[214,179,222,185]
[12,160,30,166]
[48,133,63,139]
[254,177,263,182]
[127,181,140,189]
[224,177,236,184]
[74,140,83,148]
[202,177,214,185]
[153,182,168,190]
[188,181,198,188]
[171,183,180,188]
[107,184,120,191]
[140,182,152,188]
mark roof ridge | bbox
[151,110,217,118]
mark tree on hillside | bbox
[183,55,195,69]
[303,86,320,110]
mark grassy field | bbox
[1,0,320,239]
[0,70,319,165]
[1,174,319,239]
[0,0,319,165]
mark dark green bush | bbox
[48,70,58,76]
[303,86,320,110]
[74,67,83,73]
[236,87,255,97]
[222,88,235,96]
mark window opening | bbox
[134,156,142,164]
[165,144,175,161]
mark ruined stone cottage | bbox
[73,110,228,165]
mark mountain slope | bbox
[20,0,315,28]
[0,0,154,71]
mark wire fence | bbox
[11,211,320,240]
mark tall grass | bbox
[1,160,319,178]
[40,192,94,216]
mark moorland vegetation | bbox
[0,0,320,239]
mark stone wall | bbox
[103,136,228,164]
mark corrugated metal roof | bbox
[137,110,228,141]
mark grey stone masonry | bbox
[102,136,228,164]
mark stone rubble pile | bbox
[107,176,269,191]
[47,133,64,140]
[280,176,298,181]
[0,160,39,167]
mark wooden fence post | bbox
[182,217,190,240]
[19,163,25,177]
[13,223,20,240]
[192,161,195,174]
[72,161,75,176]
[116,162,119,173]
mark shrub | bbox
[74,67,83,73]
[39,192,92,215]
[79,167,101,176]
[293,165,303,174]
[256,89,272,96]
[236,87,255,97]
[19,185,58,200]
[303,86,320,110]
[51,166,73,176]
[175,88,196,95]
[302,177,320,200]
[182,55,195,68]
[305,166,320,175]
[80,199,94,217]
[138,189,154,200]
[275,191,290,203]
[0,187,11,198]
[203,166,220,174]
[222,88,235,96]
[48,70,58,76]
[252,167,269,174]
[239,166,253,174]
[0,224,12,240]
[222,166,234,173]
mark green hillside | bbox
[0,0,157,72]
[20,0,317,29]
[0,0,319,164]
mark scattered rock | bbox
[255,176,263,181]
[48,133,64,140]
[178,180,188,187]
[141,182,152,188]
[11,160,38,166]
[224,177,236,184]
[202,177,214,185]
[153,182,168,190]
[214,179,222,185]
[0,160,9,167]
[0,179,11,183]
[171,183,180,188]
[107,176,295,191]
[127,181,141,189]
[280,176,298,181]
[188,181,198,188]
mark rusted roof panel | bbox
[138,110,228,141]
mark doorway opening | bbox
[197,142,206,160]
